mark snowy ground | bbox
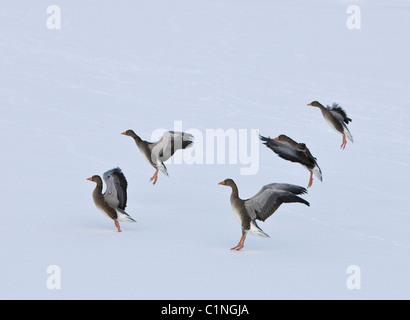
[1,0,409,300]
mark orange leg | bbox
[307,171,313,188]
[231,235,246,251]
[150,168,159,185]
[341,134,347,149]
[115,221,122,232]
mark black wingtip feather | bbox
[327,103,352,124]
[182,140,194,149]
[259,134,276,150]
[259,134,270,142]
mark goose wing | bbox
[151,131,194,162]
[244,184,308,222]
[103,168,128,210]
[327,103,352,124]
[260,136,316,168]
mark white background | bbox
[1,0,409,299]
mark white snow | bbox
[1,0,409,300]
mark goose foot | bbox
[341,134,347,150]
[231,235,246,251]
[115,221,122,232]
[307,171,314,188]
[150,169,159,185]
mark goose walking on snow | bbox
[259,134,322,188]
[122,130,194,185]
[87,168,136,232]
[307,101,353,149]
[218,179,310,251]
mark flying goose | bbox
[307,101,353,149]
[218,179,309,251]
[87,167,136,232]
[259,134,322,188]
[122,130,194,185]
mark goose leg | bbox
[150,168,159,185]
[115,221,122,232]
[231,235,246,251]
[341,134,347,149]
[307,171,314,188]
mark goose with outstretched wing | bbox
[122,130,194,185]
[259,134,322,188]
[87,167,135,232]
[218,179,309,251]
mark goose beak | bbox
[274,136,279,140]
[218,180,226,185]
[121,131,127,135]
[307,103,312,106]
[86,177,93,181]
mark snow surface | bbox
[1,0,410,300]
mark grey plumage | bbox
[219,179,309,250]
[244,183,309,223]
[259,134,322,187]
[308,100,353,149]
[122,129,194,184]
[327,103,352,124]
[103,167,128,210]
[87,168,135,232]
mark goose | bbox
[307,101,353,149]
[218,179,309,251]
[122,130,194,185]
[259,134,322,188]
[87,167,136,232]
